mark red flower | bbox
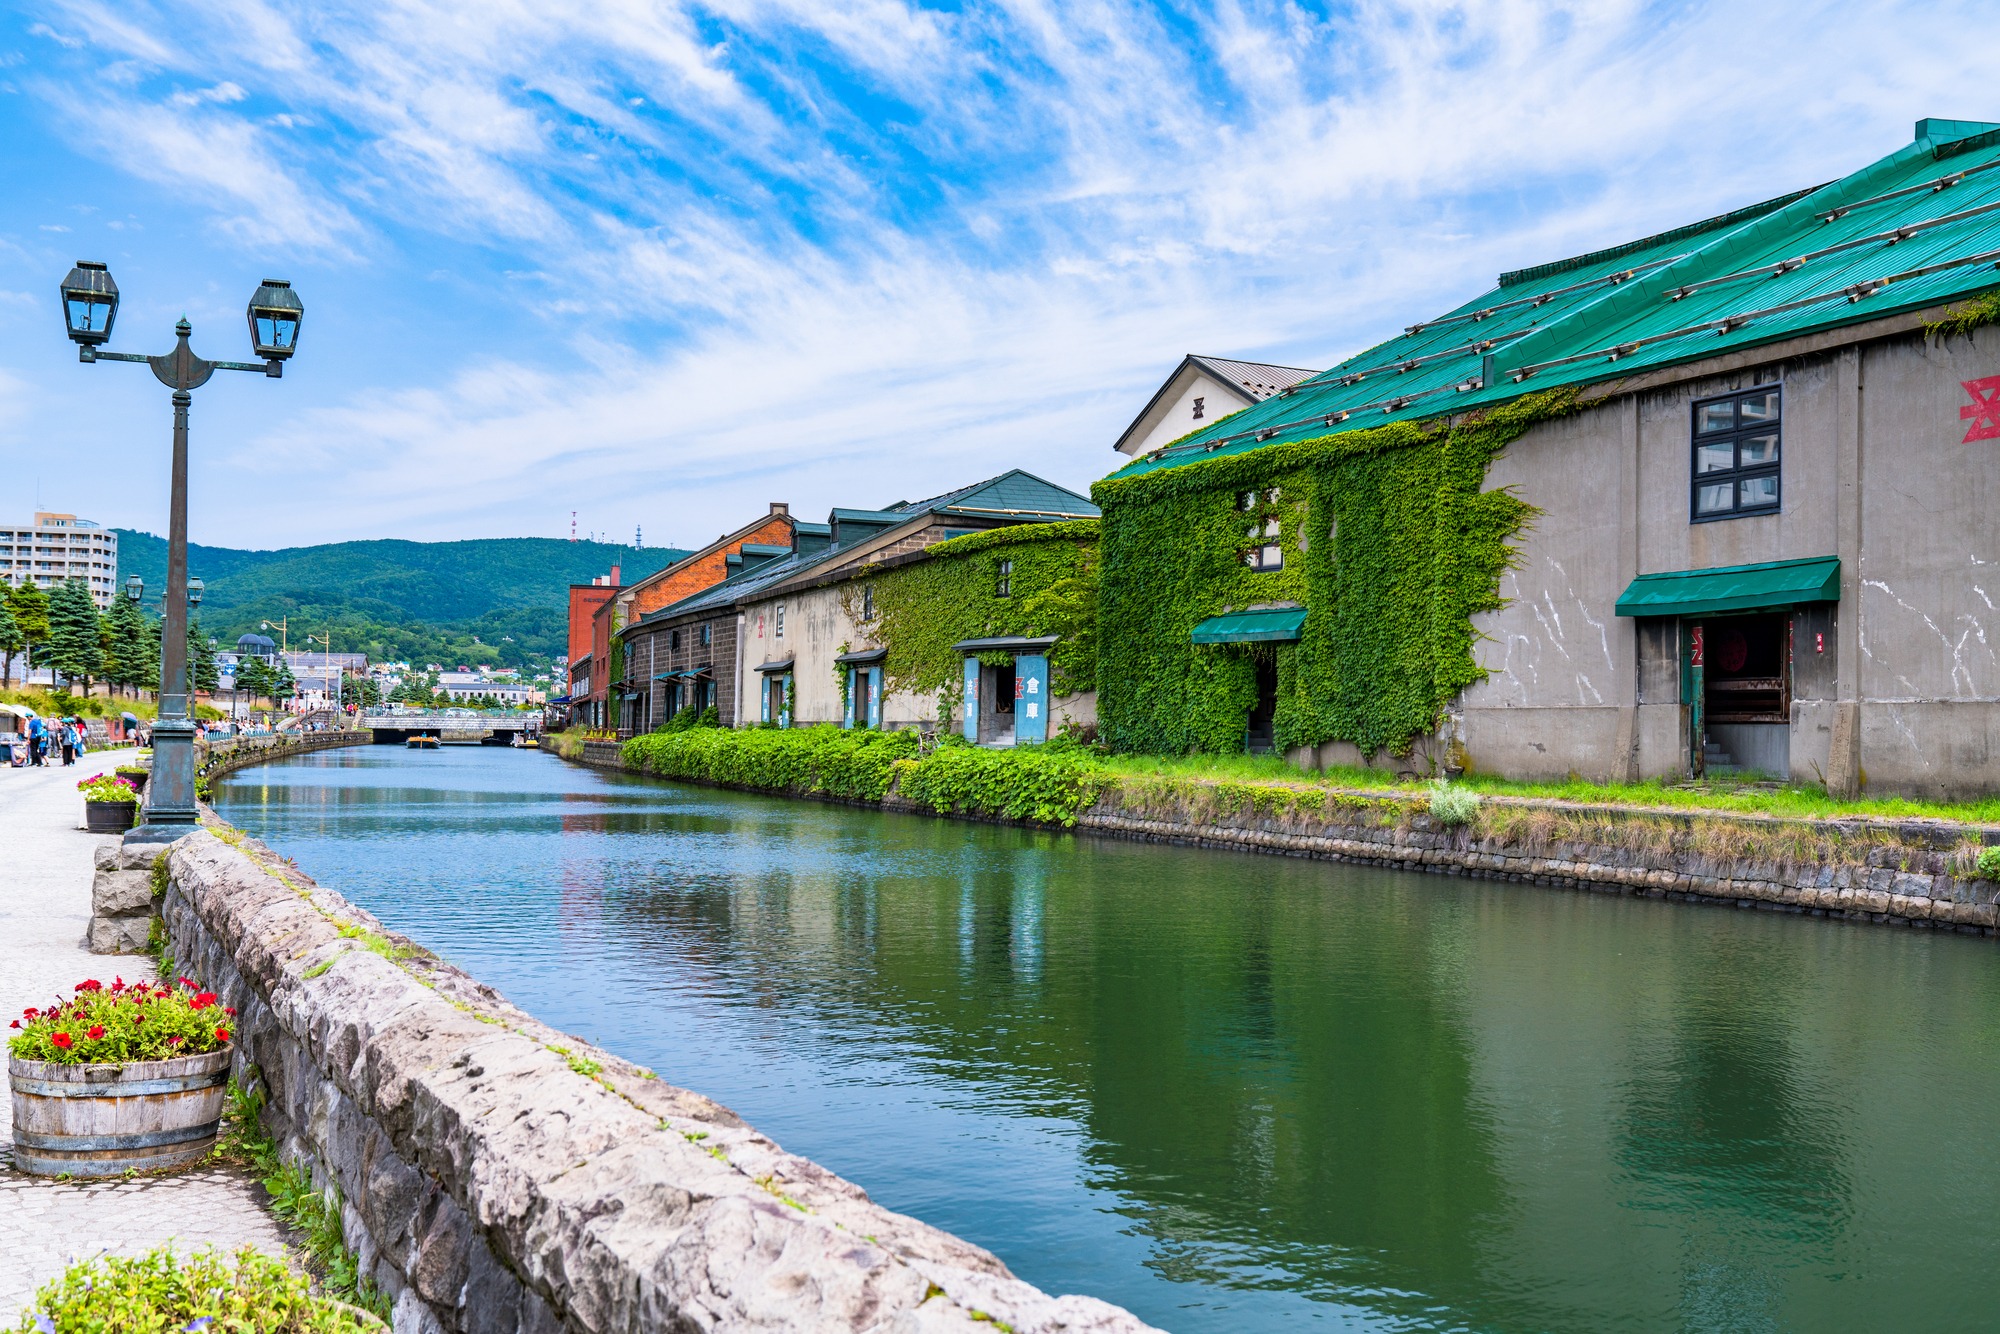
[224,1007,237,1017]
[86,1025,105,1041]
[52,1033,73,1050]
[9,1021,17,1029]
[192,992,217,1011]
[214,1026,231,1043]
[179,978,195,990]
[76,980,102,993]
[166,1034,185,1046]
[24,1008,38,1019]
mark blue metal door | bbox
[868,668,883,728]
[962,656,980,741]
[844,668,856,729]
[1016,654,1048,744]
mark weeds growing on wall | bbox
[854,522,1099,699]
[1091,390,1579,757]
[1925,290,2000,342]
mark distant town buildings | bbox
[0,512,119,608]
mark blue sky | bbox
[0,0,1986,551]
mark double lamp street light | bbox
[60,261,303,845]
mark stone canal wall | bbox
[158,828,1159,1334]
[570,744,2000,937]
[198,729,375,782]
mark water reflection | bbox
[218,747,2000,1333]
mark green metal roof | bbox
[1614,556,1840,618]
[1115,118,2000,481]
[1190,607,1307,643]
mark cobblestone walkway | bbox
[0,748,291,1319]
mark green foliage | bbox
[41,576,102,689]
[894,742,1113,825]
[1091,391,1576,757]
[99,594,155,694]
[625,724,920,801]
[860,521,1099,700]
[13,1246,385,1333]
[0,593,23,686]
[219,1076,393,1324]
[1977,846,2000,879]
[697,704,719,728]
[188,616,221,693]
[1426,778,1480,826]
[8,977,232,1064]
[78,772,141,803]
[1925,290,2000,342]
[4,578,50,654]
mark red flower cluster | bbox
[9,975,235,1066]
[52,1033,73,1050]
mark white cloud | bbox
[11,0,1997,545]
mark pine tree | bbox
[6,580,51,676]
[236,654,272,704]
[42,578,102,692]
[0,593,21,688]
[269,660,297,705]
[99,596,153,696]
[188,619,220,695]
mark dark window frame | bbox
[1238,487,1284,571]
[995,558,1013,598]
[1690,384,1782,523]
[700,622,711,647]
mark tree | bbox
[188,619,220,695]
[42,578,102,692]
[341,675,381,709]
[100,596,154,696]
[269,659,297,705]
[7,580,51,677]
[236,654,272,704]
[0,594,21,689]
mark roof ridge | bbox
[1497,184,1827,289]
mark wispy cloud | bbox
[5,0,1992,545]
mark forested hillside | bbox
[114,532,689,670]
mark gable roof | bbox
[1113,354,1321,455]
[1114,117,2000,480]
[630,471,1097,629]
[617,504,793,602]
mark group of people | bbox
[19,715,89,767]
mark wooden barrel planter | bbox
[84,800,139,833]
[8,1048,230,1176]
[117,769,149,794]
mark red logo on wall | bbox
[1962,375,2000,442]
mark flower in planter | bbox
[10,979,234,1065]
[76,774,140,804]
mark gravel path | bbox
[0,745,291,1319]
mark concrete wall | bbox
[737,582,936,730]
[1122,372,1251,458]
[160,828,1157,1334]
[1460,320,2000,796]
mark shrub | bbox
[624,724,920,802]
[14,1246,384,1332]
[1977,846,2000,879]
[8,976,234,1065]
[77,773,140,804]
[895,744,1114,826]
[1427,778,1480,827]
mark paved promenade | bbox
[0,748,288,1319]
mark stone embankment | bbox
[198,728,374,782]
[571,744,2000,936]
[158,827,1160,1334]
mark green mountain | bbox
[114,531,689,671]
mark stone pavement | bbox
[0,746,291,1319]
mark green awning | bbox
[1614,556,1840,618]
[1191,607,1307,644]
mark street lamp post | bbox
[62,262,303,844]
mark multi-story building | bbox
[284,651,369,708]
[0,513,119,608]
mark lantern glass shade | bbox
[123,575,143,602]
[187,576,204,607]
[60,261,119,346]
[246,279,303,360]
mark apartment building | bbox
[0,513,119,608]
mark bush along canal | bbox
[213,744,2000,1333]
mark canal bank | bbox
[210,745,2000,1332]
[149,782,1159,1331]
[573,736,2000,938]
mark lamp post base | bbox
[125,718,199,847]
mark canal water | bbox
[216,746,2000,1333]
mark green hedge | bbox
[624,724,920,801]
[894,742,1113,825]
[621,726,1115,824]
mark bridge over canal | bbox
[357,708,539,746]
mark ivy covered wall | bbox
[856,520,1098,701]
[1091,391,1577,756]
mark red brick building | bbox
[564,567,619,729]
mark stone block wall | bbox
[89,843,159,954]
[161,829,1157,1334]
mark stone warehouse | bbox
[1099,117,2000,797]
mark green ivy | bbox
[624,724,920,801]
[894,742,1112,825]
[1925,290,2000,342]
[1091,390,1577,757]
[857,521,1098,700]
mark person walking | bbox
[26,714,45,766]
[58,717,77,766]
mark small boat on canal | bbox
[406,734,439,750]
